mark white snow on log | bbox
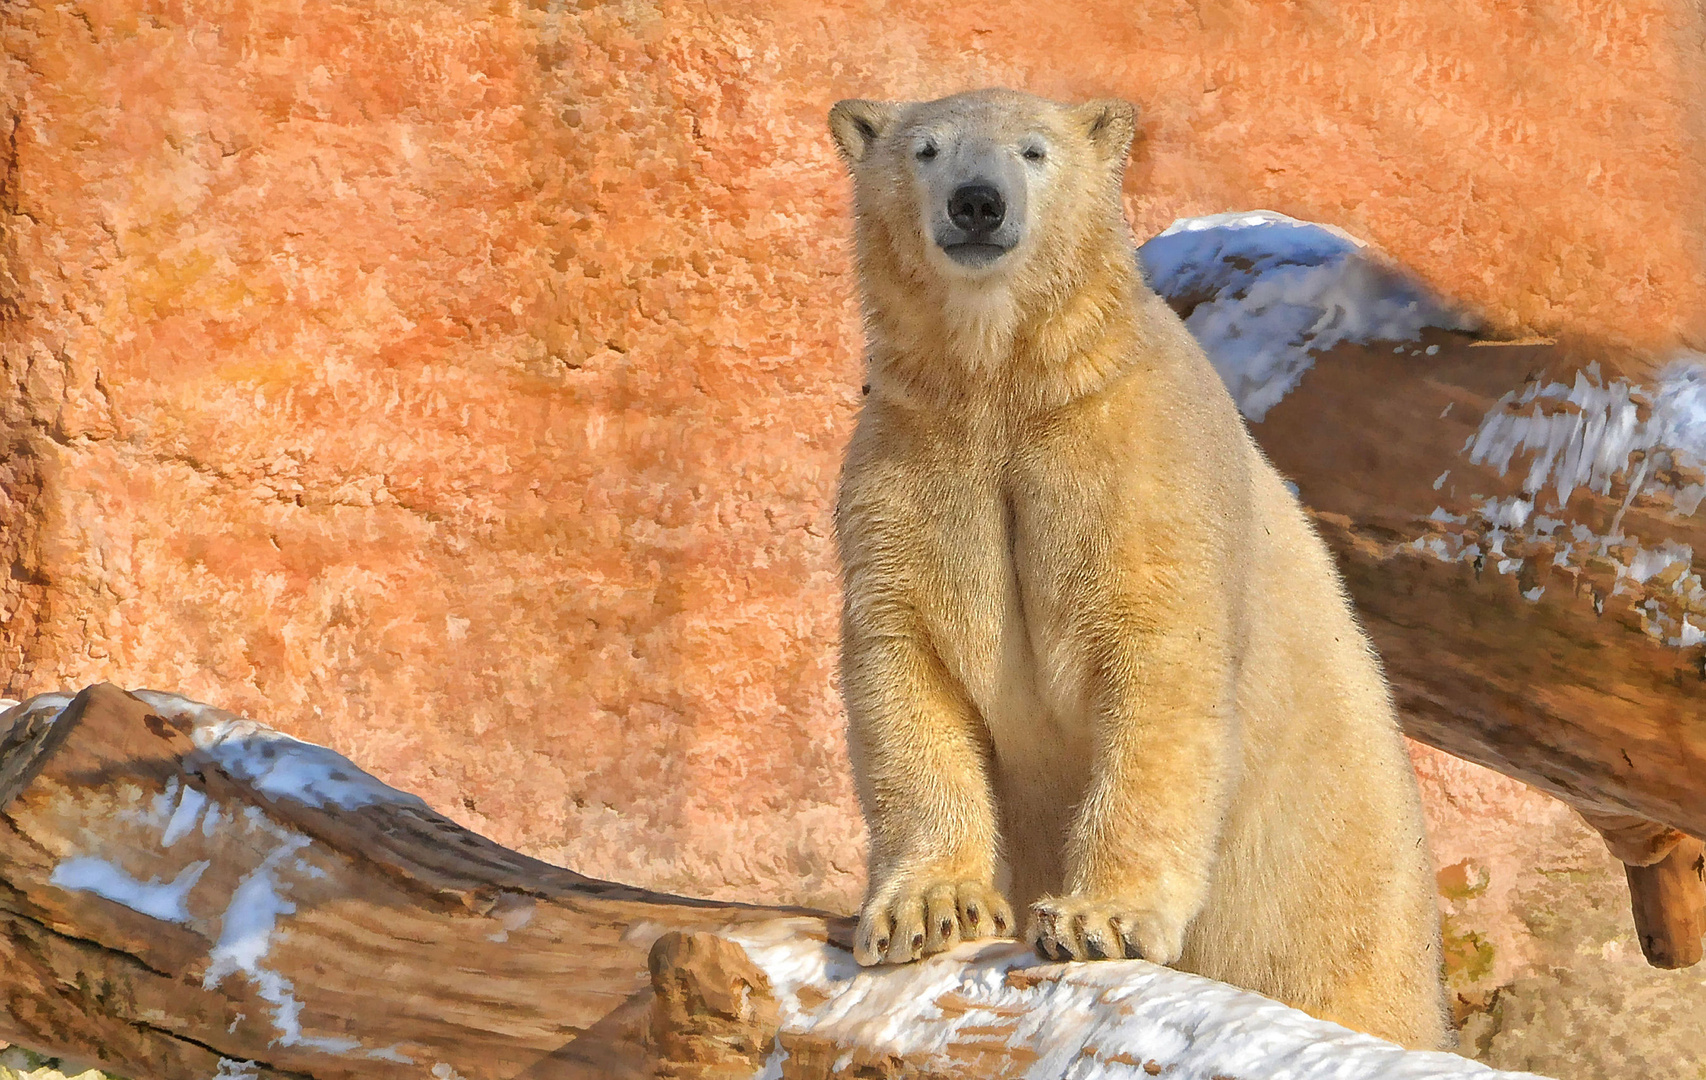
[202,808,360,1054]
[204,821,309,990]
[49,856,209,924]
[1410,357,1706,643]
[365,1045,417,1064]
[1139,210,1474,421]
[727,922,1551,1080]
[131,689,429,812]
[1466,359,1706,510]
[161,779,211,846]
[5,692,73,715]
[9,688,407,1058]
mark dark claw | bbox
[993,914,1008,934]
[940,918,953,937]
[1086,936,1107,960]
[966,903,981,924]
[874,936,889,953]
[911,933,925,952]
[1123,939,1143,960]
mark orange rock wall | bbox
[3,0,1705,908]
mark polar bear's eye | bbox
[916,143,938,161]
[1023,145,1047,162]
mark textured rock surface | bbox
[0,1046,114,1080]
[6,0,1705,914]
[1412,745,1706,1078]
[5,2,1706,1055]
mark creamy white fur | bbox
[828,88,1449,1049]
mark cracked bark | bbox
[0,683,839,1080]
[1255,333,1706,970]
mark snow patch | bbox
[727,923,1546,1080]
[161,782,211,846]
[366,1045,416,1064]
[755,1042,789,1080]
[9,688,383,1058]
[1467,359,1706,511]
[203,811,359,1053]
[5,692,73,716]
[1139,210,1473,421]
[1421,358,1706,645]
[49,856,209,924]
[132,689,428,812]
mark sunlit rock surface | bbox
[1412,745,1706,1079]
[4,3,1706,1074]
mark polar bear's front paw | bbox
[1027,896,1185,965]
[854,879,1015,966]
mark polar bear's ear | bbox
[829,100,900,164]
[1075,99,1139,163]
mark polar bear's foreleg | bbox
[843,629,1017,966]
[1028,605,1237,965]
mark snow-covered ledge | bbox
[724,920,1550,1080]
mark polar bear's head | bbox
[828,88,1137,364]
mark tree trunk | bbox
[0,682,828,1080]
[1255,333,1706,967]
[0,684,1549,1080]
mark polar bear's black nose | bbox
[949,184,1005,233]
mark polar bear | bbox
[826,88,1449,1049]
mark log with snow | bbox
[0,684,1552,1080]
[1137,210,1476,422]
[1142,211,1706,969]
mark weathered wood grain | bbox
[0,682,1608,1079]
[1256,334,1706,965]
[1625,837,1706,969]
[0,683,838,1080]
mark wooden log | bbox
[1574,809,1704,967]
[0,684,1553,1080]
[1254,333,1706,966]
[1624,837,1706,969]
[0,682,833,1080]
[647,931,779,1079]
[712,922,1547,1079]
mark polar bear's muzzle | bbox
[926,141,1026,270]
[942,184,1009,268]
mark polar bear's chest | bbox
[924,493,1095,764]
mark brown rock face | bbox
[3,0,1706,929]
